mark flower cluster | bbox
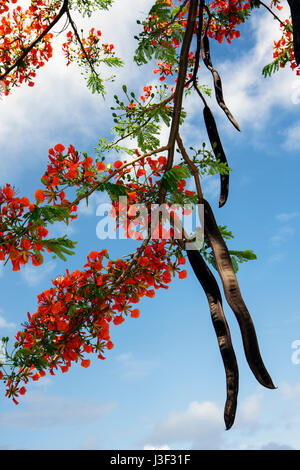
[40,143,102,210]
[0,0,59,91]
[272,19,300,75]
[62,27,115,67]
[0,184,50,271]
[0,242,187,404]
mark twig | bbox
[72,145,169,207]
[0,0,69,81]
[176,132,203,203]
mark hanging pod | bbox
[187,248,239,430]
[202,199,275,390]
[201,35,240,132]
[203,104,229,208]
[288,0,300,65]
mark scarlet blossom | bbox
[54,144,65,153]
[81,359,91,368]
[113,160,123,169]
[35,189,45,204]
[131,309,140,319]
[178,270,187,279]
[113,315,125,325]
[2,185,14,199]
[97,162,106,172]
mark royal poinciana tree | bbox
[0,0,299,430]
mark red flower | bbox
[113,315,125,325]
[81,359,91,368]
[35,189,45,204]
[97,162,106,172]
[113,160,123,169]
[54,144,65,153]
[131,309,140,319]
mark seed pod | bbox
[202,199,275,390]
[288,0,300,65]
[187,248,239,429]
[201,35,240,132]
[203,104,229,208]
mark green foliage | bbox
[161,165,191,191]
[185,144,231,177]
[96,181,128,201]
[201,227,257,273]
[110,85,178,152]
[87,73,105,95]
[41,236,77,262]
[70,0,113,17]
[134,0,184,66]
[23,204,73,225]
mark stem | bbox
[72,145,169,207]
[158,0,199,205]
[257,0,286,27]
[176,132,203,202]
[65,7,101,79]
[0,0,69,81]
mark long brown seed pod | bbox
[288,0,300,65]
[187,248,239,429]
[201,34,240,132]
[203,104,229,208]
[202,199,275,390]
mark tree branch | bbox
[0,0,69,81]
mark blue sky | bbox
[1,0,300,450]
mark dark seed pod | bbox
[201,35,240,132]
[202,199,276,390]
[187,248,239,430]
[203,104,229,208]
[288,0,300,65]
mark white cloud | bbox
[0,314,16,330]
[0,0,155,180]
[146,400,224,450]
[0,391,115,429]
[116,352,154,380]
[20,260,57,287]
[276,212,299,223]
[201,176,219,201]
[213,4,297,131]
[283,121,300,150]
[280,382,300,400]
[267,252,285,263]
[269,225,295,245]
[238,392,263,425]
[260,442,294,450]
[144,445,171,450]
